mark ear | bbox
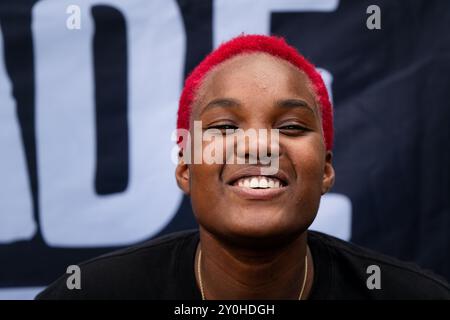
[175,149,190,195]
[322,150,335,195]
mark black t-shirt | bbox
[36,230,449,300]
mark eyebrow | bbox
[199,97,315,116]
[200,98,241,116]
[275,99,316,115]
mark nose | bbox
[232,127,281,166]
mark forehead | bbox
[193,53,317,113]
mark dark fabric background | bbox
[0,0,448,290]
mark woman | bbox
[37,35,449,300]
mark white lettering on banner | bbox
[213,0,350,240]
[0,25,36,243]
[33,0,184,247]
[213,0,336,104]
[317,68,334,104]
[0,0,350,247]
[0,287,45,300]
[213,0,339,48]
[310,193,352,241]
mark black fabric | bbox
[35,230,449,300]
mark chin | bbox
[216,218,307,250]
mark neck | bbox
[195,227,313,300]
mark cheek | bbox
[190,163,222,189]
[187,134,225,190]
[283,138,325,230]
[286,137,325,190]
[189,163,225,216]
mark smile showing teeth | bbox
[234,176,283,189]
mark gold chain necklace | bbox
[197,248,308,300]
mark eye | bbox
[206,124,239,135]
[209,124,238,130]
[278,124,310,136]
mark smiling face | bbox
[176,53,335,247]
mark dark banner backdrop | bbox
[0,0,448,298]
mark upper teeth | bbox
[235,176,283,189]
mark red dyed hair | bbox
[177,34,334,150]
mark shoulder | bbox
[308,231,450,299]
[35,230,199,300]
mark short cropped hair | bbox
[177,34,333,150]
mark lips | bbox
[225,166,289,187]
[234,176,284,189]
[225,166,290,200]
